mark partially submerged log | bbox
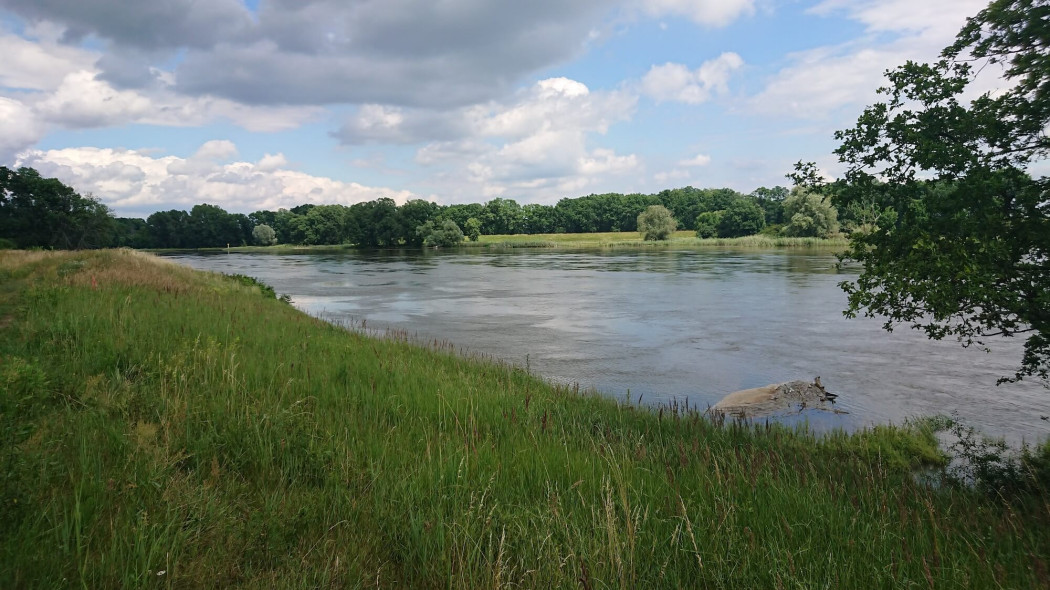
[711,378,842,419]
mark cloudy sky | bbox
[0,0,991,217]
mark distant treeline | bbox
[1,165,853,250]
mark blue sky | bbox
[0,0,991,217]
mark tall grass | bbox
[1,249,1046,588]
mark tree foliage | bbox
[0,167,114,249]
[782,188,839,238]
[463,217,482,242]
[252,224,277,246]
[418,219,464,247]
[718,199,766,238]
[695,211,723,239]
[637,205,677,241]
[833,0,1050,383]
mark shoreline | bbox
[146,232,849,255]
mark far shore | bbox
[147,231,849,254]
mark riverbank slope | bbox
[1,249,1046,588]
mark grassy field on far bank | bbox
[474,231,848,249]
[1,249,1046,588]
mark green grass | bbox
[1,249,1047,588]
[470,231,848,250]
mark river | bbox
[162,248,1050,444]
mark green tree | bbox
[417,219,464,247]
[463,217,482,242]
[833,0,1050,383]
[782,188,839,238]
[637,205,677,241]
[521,203,557,234]
[186,204,245,248]
[717,200,766,237]
[252,224,278,246]
[695,211,724,239]
[111,217,150,248]
[399,199,440,246]
[751,186,789,225]
[0,167,114,249]
[145,209,190,248]
[480,198,523,235]
[348,198,401,248]
[303,205,348,245]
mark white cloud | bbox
[749,0,989,118]
[641,0,755,27]
[256,153,289,171]
[34,71,153,127]
[0,97,45,159]
[641,53,744,104]
[808,0,985,37]
[0,26,322,161]
[193,140,238,161]
[654,168,691,184]
[679,153,711,167]
[0,28,95,91]
[15,142,415,216]
[405,77,640,203]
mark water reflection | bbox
[163,249,1050,444]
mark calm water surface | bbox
[163,249,1050,443]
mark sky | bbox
[0,0,994,218]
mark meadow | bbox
[472,231,848,250]
[1,249,1046,588]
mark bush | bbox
[417,219,464,248]
[464,217,482,242]
[252,224,278,246]
[933,416,1050,499]
[637,205,677,241]
[717,200,766,237]
[0,238,15,250]
[695,211,723,239]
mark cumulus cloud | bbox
[392,77,641,203]
[640,53,744,104]
[0,24,322,161]
[15,142,416,217]
[0,0,627,108]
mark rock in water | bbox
[710,378,840,419]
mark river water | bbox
[162,249,1050,443]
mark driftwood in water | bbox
[711,378,842,419]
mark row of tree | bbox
[126,186,847,249]
[1,168,853,250]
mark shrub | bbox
[417,219,464,248]
[464,217,482,242]
[637,205,677,241]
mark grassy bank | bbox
[1,250,1046,588]
[472,231,848,250]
